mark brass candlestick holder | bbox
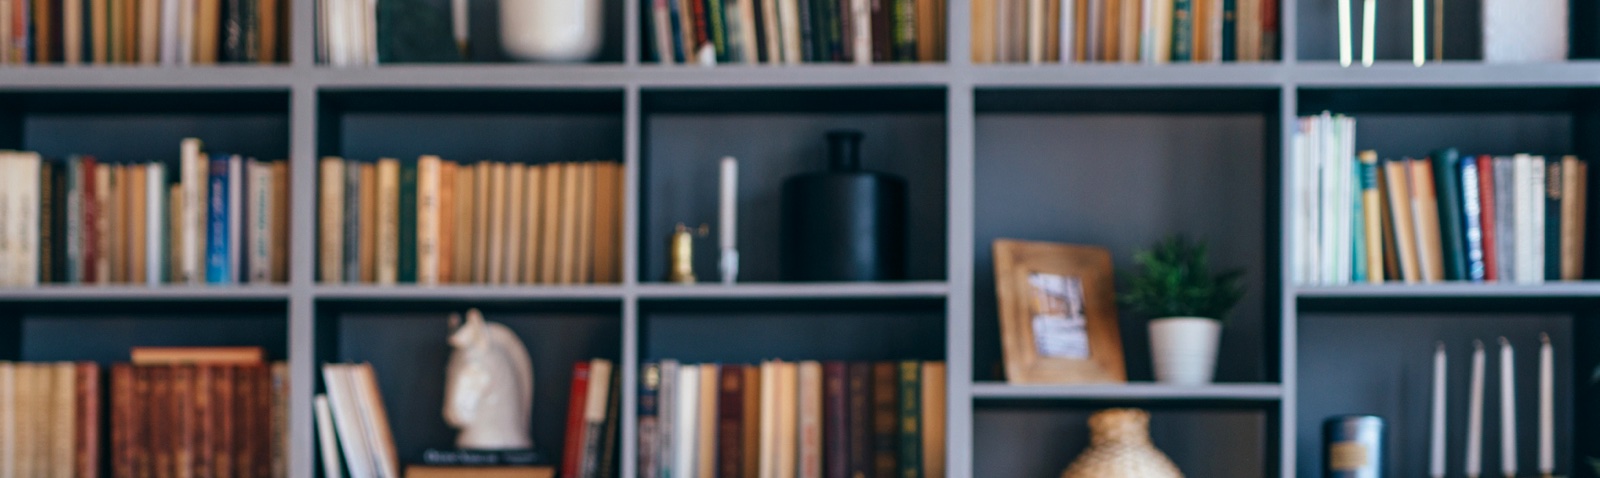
[668,223,709,284]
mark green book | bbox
[708,0,729,61]
[897,361,921,478]
[376,0,464,63]
[1171,0,1193,62]
[1431,148,1467,281]
[891,0,916,61]
[398,158,418,283]
[1545,156,1563,281]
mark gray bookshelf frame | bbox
[4,0,1600,474]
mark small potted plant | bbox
[1120,235,1245,385]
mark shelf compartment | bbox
[5,305,288,364]
[1295,0,1481,62]
[634,281,949,299]
[314,304,622,469]
[971,382,1284,402]
[972,88,1279,385]
[640,298,945,363]
[5,90,289,163]
[639,87,947,284]
[975,406,1270,478]
[1296,312,1577,477]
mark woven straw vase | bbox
[1060,408,1184,478]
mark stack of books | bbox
[110,347,291,478]
[318,157,623,286]
[316,363,400,478]
[0,0,286,64]
[974,0,1278,63]
[636,360,947,478]
[0,361,100,477]
[562,359,620,478]
[645,0,947,64]
[1293,113,1589,285]
[0,141,290,287]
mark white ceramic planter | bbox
[1149,317,1222,385]
[500,0,603,61]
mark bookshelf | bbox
[2,0,1599,476]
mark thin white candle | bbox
[1468,340,1485,478]
[1339,0,1353,66]
[1412,0,1424,66]
[1539,333,1553,476]
[1362,0,1376,66]
[453,0,469,55]
[1501,337,1517,477]
[1431,342,1447,478]
[719,156,737,250]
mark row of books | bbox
[646,0,947,64]
[0,347,289,478]
[1292,113,1589,285]
[0,143,290,287]
[0,0,286,64]
[974,0,1278,63]
[317,157,623,285]
[562,359,620,478]
[637,360,947,478]
[315,0,464,67]
[315,363,399,478]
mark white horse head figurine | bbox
[443,308,536,449]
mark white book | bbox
[852,0,871,64]
[247,159,273,283]
[1027,0,1044,64]
[1482,0,1566,63]
[180,139,205,283]
[14,152,38,286]
[315,395,344,478]
[417,156,441,285]
[796,361,822,478]
[352,365,399,478]
[1494,156,1517,282]
[160,0,179,64]
[1084,0,1099,61]
[0,362,14,478]
[228,156,244,284]
[763,0,783,63]
[1316,113,1336,285]
[652,0,676,64]
[737,0,759,63]
[1139,0,1154,62]
[758,361,777,478]
[1529,156,1546,283]
[322,365,375,478]
[1290,124,1308,284]
[148,162,168,284]
[0,153,13,286]
[1060,0,1075,62]
[674,365,701,478]
[1513,154,1535,284]
[365,0,380,65]
[657,360,680,478]
[65,158,82,283]
[1340,115,1357,284]
[179,0,195,64]
[779,0,802,63]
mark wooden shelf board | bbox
[971,382,1285,401]
[634,281,950,300]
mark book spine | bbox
[1220,0,1234,61]
[215,366,234,478]
[890,0,913,60]
[1529,156,1547,283]
[1514,154,1536,283]
[658,360,678,478]
[740,365,760,478]
[416,156,440,285]
[709,0,727,60]
[897,362,921,478]
[342,162,361,282]
[846,363,872,478]
[1560,156,1585,281]
[173,365,193,478]
[716,365,744,478]
[1478,155,1499,282]
[796,0,813,61]
[869,0,888,61]
[673,365,700,478]
[920,362,946,478]
[398,158,417,283]
[690,0,709,58]
[247,160,271,283]
[822,362,848,478]
[1461,158,1487,282]
[1351,160,1366,283]
[205,156,230,284]
[193,366,213,478]
[797,362,822,478]
[1431,149,1467,281]
[639,362,661,478]
[111,364,132,478]
[375,158,400,284]
[1545,156,1563,281]
[1170,0,1191,61]
[1357,151,1383,283]
[77,363,99,478]
[179,139,203,283]
[694,364,717,478]
[318,157,343,283]
[148,163,168,284]
[871,362,897,478]
[65,157,82,283]
[38,161,53,283]
[562,362,593,478]
[1494,157,1517,283]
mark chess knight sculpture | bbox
[443,308,536,449]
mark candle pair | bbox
[1433,334,1555,478]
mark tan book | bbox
[591,162,620,284]
[1190,0,1208,61]
[170,184,184,284]
[0,363,11,478]
[139,0,158,62]
[130,165,149,283]
[1383,158,1420,283]
[521,164,543,284]
[272,160,290,283]
[453,162,474,284]
[486,162,508,284]
[107,0,121,62]
[503,162,526,284]
[758,361,777,478]
[583,359,613,476]
[94,163,112,283]
[404,466,555,478]
[375,158,400,285]
[921,362,946,478]
[52,363,75,478]
[697,363,719,478]
[417,155,442,285]
[359,162,378,283]
[437,160,456,284]
[196,0,219,63]
[15,365,35,478]
[540,163,562,284]
[320,159,348,283]
[181,140,207,284]
[917,0,937,61]
[258,0,278,62]
[1409,158,1445,283]
[1074,0,1088,60]
[574,162,596,284]
[1359,151,1384,283]
[123,0,136,61]
[132,347,264,365]
[354,364,400,478]
[91,0,107,62]
[971,0,994,63]
[63,0,82,63]
[796,361,821,478]
[1044,0,1061,62]
[1122,0,1141,62]
[775,361,797,478]
[1237,0,1259,61]
[473,162,491,283]
[1560,156,1584,281]
[558,163,580,284]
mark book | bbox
[575,163,596,285]
[716,365,744,478]
[740,365,760,478]
[774,361,798,478]
[1545,156,1563,281]
[583,359,614,478]
[344,161,363,283]
[658,360,680,478]
[1409,158,1445,283]
[522,164,543,284]
[316,395,343,478]
[821,362,848,478]
[696,363,718,478]
[897,361,921,478]
[1461,158,1487,282]
[205,155,233,284]
[486,162,506,284]
[846,362,872,478]
[1478,155,1500,282]
[1431,149,1467,281]
[1494,156,1517,282]
[398,158,418,283]
[674,363,700,478]
[558,162,579,284]
[920,362,945,478]
[1357,151,1383,283]
[640,362,662,478]
[871,362,897,477]
[562,361,593,478]
[504,162,526,284]
[540,162,561,284]
[1514,154,1538,283]
[1381,157,1418,282]
[405,466,556,478]
[1560,155,1586,280]
[132,347,264,365]
[417,155,442,285]
[797,361,822,478]
[375,157,401,284]
[359,161,378,283]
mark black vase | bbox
[780,130,907,281]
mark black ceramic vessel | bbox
[780,130,907,281]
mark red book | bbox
[689,0,708,55]
[1477,154,1499,282]
[111,364,132,478]
[81,156,99,283]
[78,362,101,478]
[716,366,745,478]
[822,362,848,478]
[562,362,593,478]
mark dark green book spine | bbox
[243,0,260,62]
[1545,157,1564,281]
[342,162,361,283]
[813,0,833,61]
[897,361,921,478]
[824,0,842,60]
[891,0,915,61]
[1432,148,1467,281]
[398,159,417,283]
[708,0,728,60]
[1171,0,1193,61]
[798,0,815,61]
[1221,0,1236,61]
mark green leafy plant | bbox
[1119,235,1246,321]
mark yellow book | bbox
[473,162,492,283]
[503,162,527,284]
[697,363,719,478]
[591,162,620,284]
[453,162,474,284]
[522,165,544,284]
[129,164,148,283]
[196,0,220,63]
[1360,151,1384,283]
[375,158,400,284]
[320,157,345,283]
[971,0,994,63]
[540,162,562,284]
[575,162,596,284]
[558,163,579,284]
[486,162,508,284]
[417,155,443,285]
[921,362,947,478]
[359,162,378,283]
[170,184,183,283]
[436,159,456,284]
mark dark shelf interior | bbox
[640,298,946,363]
[974,405,1270,478]
[2,91,290,162]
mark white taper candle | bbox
[1412,0,1424,66]
[719,156,737,250]
[1431,342,1447,478]
[1468,339,1485,478]
[1339,0,1353,66]
[1361,0,1375,66]
[1539,333,1552,475]
[1501,337,1517,477]
[453,0,468,53]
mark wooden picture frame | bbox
[993,239,1126,384]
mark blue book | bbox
[205,154,232,284]
[1222,0,1237,61]
[1461,158,1487,282]
[668,0,686,62]
[1352,158,1370,282]
[638,362,662,478]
